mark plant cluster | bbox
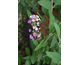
[18,0,61,65]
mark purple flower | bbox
[29,34,33,39]
[37,22,39,26]
[32,38,34,40]
[38,34,41,38]
[29,29,31,32]
[32,30,34,33]
[32,15,35,19]
[33,33,37,37]
[32,19,35,22]
[28,20,31,23]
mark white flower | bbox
[37,22,39,26]
[36,15,39,18]
[35,27,38,31]
[32,19,35,22]
[33,26,36,29]
[30,15,32,18]
[38,18,41,21]
[36,19,38,21]
[39,28,41,30]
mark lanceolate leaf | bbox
[33,40,38,46]
[50,35,57,48]
[42,7,49,18]
[25,47,30,56]
[53,0,61,8]
[34,39,44,51]
[38,0,52,10]
[27,9,32,18]
[46,51,61,63]
[31,52,37,64]
[25,60,31,65]
[54,22,60,36]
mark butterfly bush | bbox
[28,15,41,41]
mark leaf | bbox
[23,56,31,61]
[27,9,32,18]
[18,3,22,12]
[25,60,31,65]
[46,45,49,51]
[46,51,61,63]
[18,57,21,65]
[49,10,55,33]
[54,22,60,36]
[30,39,35,51]
[38,0,52,10]
[53,0,61,8]
[34,39,44,51]
[31,52,37,64]
[42,7,49,18]
[50,35,57,48]
[18,53,24,62]
[33,40,38,46]
[25,47,30,56]
[41,42,48,47]
[37,50,43,62]
[50,60,56,65]
[39,15,46,24]
[21,0,25,7]
[30,3,38,12]
[42,48,45,52]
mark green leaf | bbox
[49,10,55,23]
[54,22,60,36]
[30,3,38,12]
[34,39,44,51]
[49,23,54,33]
[46,45,49,51]
[33,40,38,46]
[27,9,32,18]
[42,48,45,52]
[25,47,30,56]
[41,42,48,47]
[21,0,25,7]
[23,56,31,61]
[30,39,35,51]
[50,60,56,65]
[37,50,43,62]
[39,15,46,24]
[50,35,57,48]
[18,3,22,12]
[42,7,49,18]
[18,53,24,62]
[38,0,52,10]
[53,0,61,8]
[46,51,61,63]
[31,52,37,64]
[49,10,55,33]
[18,57,21,65]
[25,60,31,65]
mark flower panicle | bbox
[28,14,41,41]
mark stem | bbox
[57,61,61,65]
[37,12,42,19]
[51,0,53,10]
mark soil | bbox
[40,8,61,37]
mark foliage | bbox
[18,0,61,65]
